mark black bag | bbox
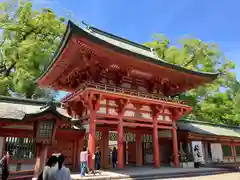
[37,172,43,180]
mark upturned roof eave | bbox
[37,20,219,85]
[21,106,72,122]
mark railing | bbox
[86,82,185,104]
[0,170,34,180]
[62,81,187,105]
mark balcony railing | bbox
[85,82,185,104]
[62,81,187,105]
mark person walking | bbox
[112,147,117,169]
[80,147,89,176]
[94,147,101,174]
[55,154,71,180]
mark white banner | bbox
[210,143,223,162]
[192,141,204,163]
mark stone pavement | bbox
[165,173,240,180]
[71,166,228,180]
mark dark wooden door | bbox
[128,142,136,164]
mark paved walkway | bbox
[71,167,227,179]
[165,173,240,180]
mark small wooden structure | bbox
[37,21,218,170]
[0,96,85,178]
[178,120,240,164]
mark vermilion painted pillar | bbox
[153,116,160,168]
[172,123,179,168]
[136,133,143,166]
[33,144,48,178]
[88,113,96,170]
[102,130,109,169]
[117,120,124,169]
[117,100,128,169]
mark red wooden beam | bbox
[88,88,190,108]
[95,120,119,125]
[123,122,153,128]
[158,125,172,129]
[123,116,153,123]
[56,130,85,140]
[0,128,32,137]
[157,120,173,125]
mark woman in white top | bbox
[54,154,72,180]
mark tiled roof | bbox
[177,120,240,138]
[37,21,219,84]
[0,96,71,120]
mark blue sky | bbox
[33,0,240,69]
[32,0,240,98]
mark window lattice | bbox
[125,132,136,142]
[5,137,35,159]
[109,132,117,141]
[142,134,152,143]
[96,131,102,140]
[38,122,53,139]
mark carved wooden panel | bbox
[121,83,131,89]
[124,110,135,117]
[142,134,152,143]
[140,105,151,111]
[100,99,106,105]
[157,115,172,121]
[109,108,118,115]
[108,100,118,107]
[109,132,117,141]
[125,132,136,142]
[96,131,102,141]
[97,107,107,114]
[126,103,136,109]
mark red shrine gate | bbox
[37,21,218,170]
[60,88,191,169]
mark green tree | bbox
[0,0,66,99]
[145,35,239,125]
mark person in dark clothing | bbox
[193,145,201,168]
[0,150,13,180]
[95,147,101,171]
[112,147,117,168]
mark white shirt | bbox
[54,166,72,180]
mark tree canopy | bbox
[0,0,66,99]
[145,35,240,125]
[1,1,239,125]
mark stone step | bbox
[71,168,230,180]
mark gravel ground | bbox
[165,173,240,180]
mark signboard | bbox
[191,141,204,163]
[210,143,223,162]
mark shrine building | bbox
[2,96,240,177]
[36,20,218,170]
